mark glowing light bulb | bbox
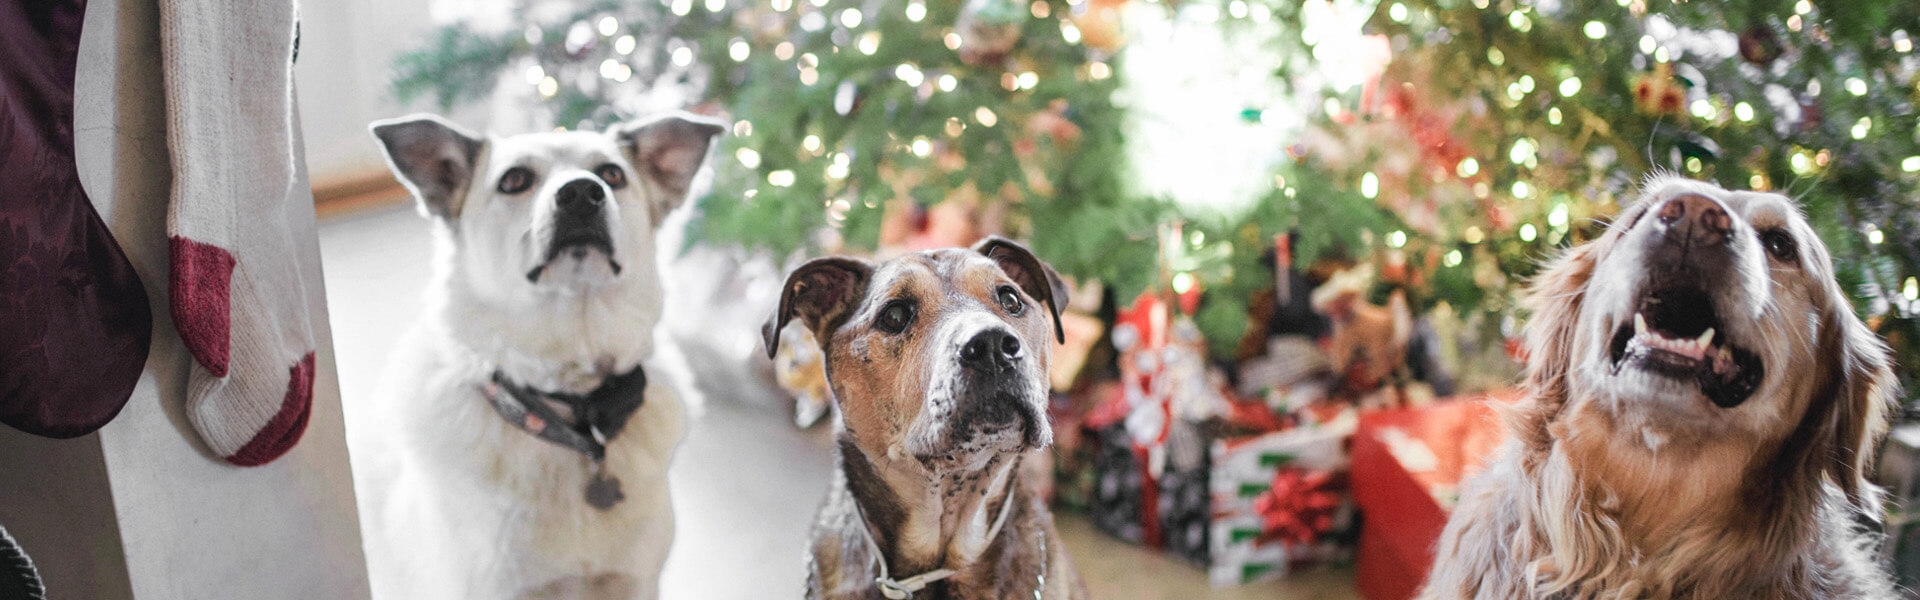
[1458,157,1479,177]
[1558,77,1581,97]
[974,107,998,127]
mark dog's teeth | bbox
[1634,313,1648,337]
[1697,328,1715,348]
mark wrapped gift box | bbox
[1202,409,1358,586]
[1350,394,1514,600]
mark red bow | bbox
[1251,468,1342,546]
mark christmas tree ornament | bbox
[733,6,789,43]
[1070,0,1127,53]
[1796,95,1823,133]
[160,0,316,465]
[1632,62,1687,117]
[563,20,597,59]
[954,0,1025,66]
[0,0,153,438]
[1738,24,1783,66]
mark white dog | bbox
[357,112,722,600]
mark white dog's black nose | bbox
[961,329,1022,373]
[1654,194,1731,247]
[556,178,606,216]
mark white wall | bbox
[0,0,372,597]
[295,0,440,183]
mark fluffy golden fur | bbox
[1421,176,1900,599]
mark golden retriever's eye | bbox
[876,300,916,334]
[1760,229,1798,263]
[594,164,628,190]
[496,167,534,194]
[996,285,1026,316]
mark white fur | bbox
[354,125,698,600]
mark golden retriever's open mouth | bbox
[1607,285,1765,407]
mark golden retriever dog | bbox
[1421,175,1900,599]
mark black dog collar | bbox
[480,364,648,509]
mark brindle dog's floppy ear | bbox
[974,236,1070,344]
[611,112,727,225]
[764,257,875,359]
[370,114,485,220]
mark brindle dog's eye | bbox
[876,300,916,334]
[996,285,1025,316]
[497,167,534,194]
[1760,229,1798,263]
[595,164,628,189]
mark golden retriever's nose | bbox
[1655,194,1731,246]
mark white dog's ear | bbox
[612,112,726,225]
[369,114,485,220]
[1816,290,1900,512]
[974,236,1070,344]
[765,257,874,359]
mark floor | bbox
[317,204,1361,600]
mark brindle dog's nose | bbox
[556,178,605,217]
[961,329,1022,374]
[1654,194,1731,247]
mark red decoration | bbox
[1251,468,1344,546]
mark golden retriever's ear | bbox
[1514,238,1607,449]
[1818,292,1900,511]
[764,257,874,359]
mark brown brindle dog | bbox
[765,237,1089,600]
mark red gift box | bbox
[1350,394,1516,600]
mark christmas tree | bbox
[389,0,1163,295]
[388,0,1917,392]
[1183,0,1918,391]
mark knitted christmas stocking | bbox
[159,0,315,466]
[0,0,152,438]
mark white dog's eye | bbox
[996,285,1025,316]
[497,167,534,194]
[1760,229,1798,263]
[595,164,628,190]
